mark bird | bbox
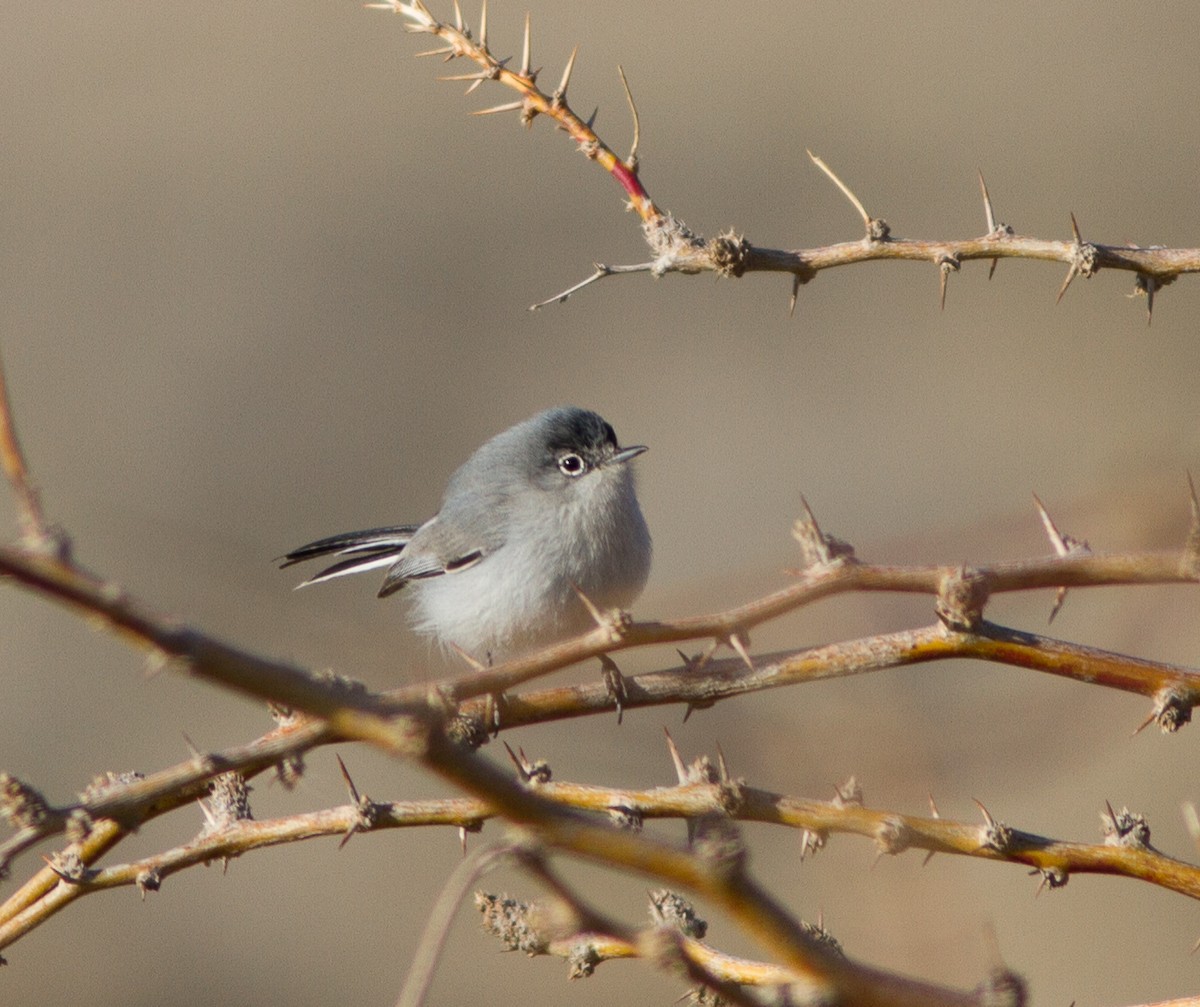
[280,406,651,662]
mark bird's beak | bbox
[610,444,648,465]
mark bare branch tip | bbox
[617,64,641,169]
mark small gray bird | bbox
[281,406,652,661]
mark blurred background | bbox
[2,2,1200,1004]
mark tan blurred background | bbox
[2,2,1200,1004]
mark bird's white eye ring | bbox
[557,452,587,477]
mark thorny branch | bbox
[1,420,1198,998]
[371,2,1200,321]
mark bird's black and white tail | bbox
[279,525,420,587]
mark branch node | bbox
[475,892,550,956]
[648,889,708,939]
[973,798,1013,853]
[1135,688,1192,735]
[1100,801,1152,850]
[706,230,751,278]
[874,815,912,856]
[974,966,1029,1007]
[502,741,551,785]
[446,710,490,750]
[135,866,162,899]
[792,495,858,570]
[1056,213,1099,304]
[0,772,52,831]
[798,827,827,861]
[1031,865,1068,896]
[199,771,253,838]
[935,566,990,631]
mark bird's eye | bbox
[557,452,587,477]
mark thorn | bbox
[478,0,487,49]
[452,0,464,32]
[1132,708,1158,736]
[974,797,997,830]
[1055,262,1078,305]
[715,743,730,783]
[438,70,492,82]
[197,795,219,831]
[691,639,720,674]
[1031,492,1089,622]
[570,581,610,631]
[978,170,997,233]
[181,732,203,762]
[807,150,871,230]
[977,170,1000,279]
[472,100,526,116]
[448,641,487,672]
[928,794,940,818]
[41,855,75,884]
[1184,801,1200,848]
[502,741,530,782]
[832,777,863,808]
[336,753,361,804]
[725,632,754,671]
[939,261,951,310]
[555,45,579,102]
[585,106,598,129]
[414,46,457,59]
[459,825,469,855]
[1056,213,1085,305]
[617,65,640,171]
[1032,493,1068,556]
[789,273,801,317]
[520,11,532,77]
[664,728,688,784]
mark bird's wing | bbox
[376,512,498,597]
